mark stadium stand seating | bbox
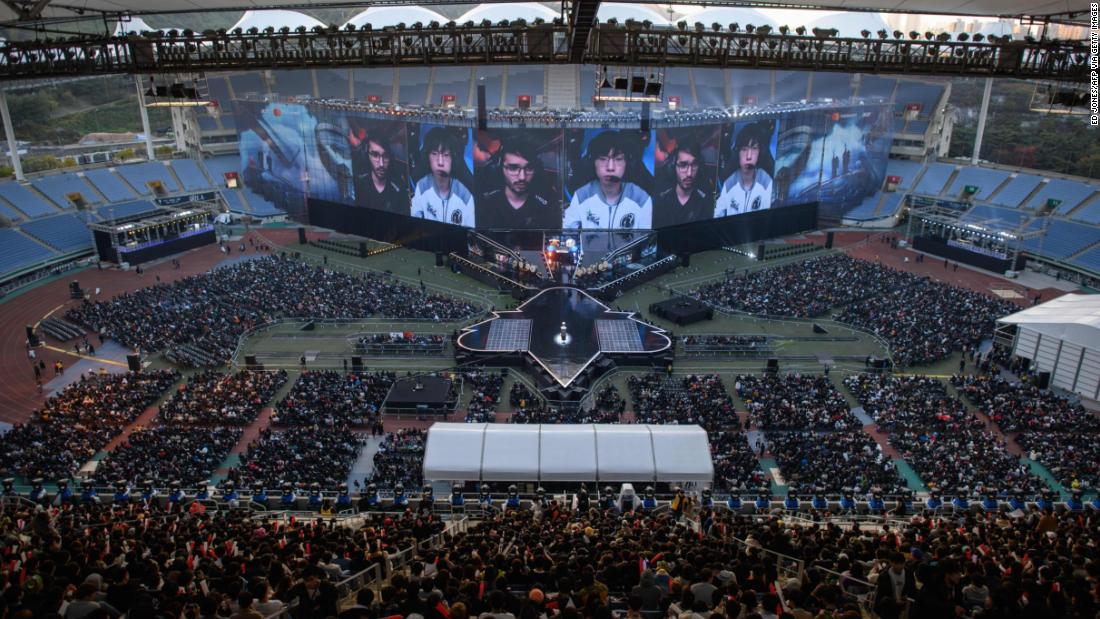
[220,189,249,214]
[1029,178,1098,214]
[505,67,545,105]
[884,158,924,190]
[169,159,213,192]
[946,166,1010,201]
[0,199,24,223]
[206,75,232,109]
[316,68,347,98]
[0,181,60,218]
[774,70,810,102]
[30,174,100,208]
[202,153,238,180]
[843,195,880,220]
[399,67,431,105]
[0,227,56,275]
[20,213,94,253]
[859,74,896,99]
[1071,244,1100,272]
[960,204,1030,228]
[229,72,265,97]
[274,68,314,96]
[220,116,236,132]
[96,199,159,220]
[196,115,220,132]
[877,192,904,218]
[432,67,472,107]
[83,167,139,203]
[988,173,1043,208]
[893,80,944,117]
[695,68,727,107]
[352,67,392,102]
[662,67,694,105]
[811,73,851,100]
[1071,197,1100,225]
[116,161,181,195]
[1020,218,1100,259]
[902,119,929,134]
[912,161,955,195]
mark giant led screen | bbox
[235,100,892,231]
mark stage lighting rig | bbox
[594,65,664,103]
[143,74,212,108]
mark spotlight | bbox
[909,31,920,40]
[972,33,984,42]
[893,30,904,39]
[861,30,871,38]
[957,32,969,42]
[795,26,806,36]
[878,29,888,39]
[779,25,789,35]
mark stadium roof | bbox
[0,0,1089,25]
[422,423,715,483]
[999,294,1100,349]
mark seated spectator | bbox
[737,373,858,430]
[159,370,288,426]
[368,429,426,489]
[274,370,394,427]
[767,430,906,495]
[95,425,242,486]
[628,372,738,432]
[229,426,365,488]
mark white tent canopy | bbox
[999,294,1100,399]
[423,423,714,483]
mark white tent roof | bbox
[457,3,558,24]
[230,10,323,33]
[597,5,671,26]
[423,423,714,483]
[343,7,448,29]
[999,294,1100,348]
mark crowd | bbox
[229,426,366,489]
[709,430,766,492]
[0,370,180,480]
[767,430,908,496]
[951,374,1100,433]
[158,369,288,426]
[736,373,858,431]
[368,429,426,489]
[628,373,738,432]
[0,498,440,619]
[843,374,983,434]
[273,370,394,427]
[693,254,914,318]
[93,426,243,486]
[891,426,1045,496]
[357,332,447,353]
[836,276,1016,368]
[1017,431,1100,492]
[463,370,504,423]
[66,256,477,365]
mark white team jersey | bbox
[714,169,773,219]
[411,175,476,228]
[563,180,652,230]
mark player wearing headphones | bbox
[715,122,773,218]
[477,137,559,229]
[654,140,711,227]
[411,127,475,227]
[563,131,652,230]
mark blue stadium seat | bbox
[844,195,880,220]
[197,116,220,132]
[878,193,904,217]
[988,174,1043,208]
[0,182,60,218]
[30,174,101,208]
[893,81,944,117]
[116,162,181,195]
[476,67,504,109]
[316,69,348,98]
[84,168,139,203]
[399,67,431,105]
[885,159,924,190]
[433,67,472,107]
[946,167,1011,201]
[206,76,233,109]
[352,67,393,102]
[505,67,544,105]
[274,68,314,96]
[0,228,57,276]
[229,72,266,97]
[912,162,955,196]
[202,155,239,182]
[662,68,693,106]
[774,71,809,102]
[0,199,23,223]
[960,204,1030,228]
[1027,179,1097,214]
[729,69,771,105]
[903,119,929,135]
[221,189,250,214]
[169,159,213,192]
[1022,219,1100,259]
[20,214,93,253]
[811,73,851,100]
[859,75,896,99]
[694,69,727,107]
[1072,245,1100,272]
[96,200,159,221]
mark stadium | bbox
[0,0,1099,616]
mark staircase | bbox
[544,65,579,109]
[40,317,85,342]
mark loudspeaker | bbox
[351,356,363,371]
[825,231,834,249]
[244,355,258,369]
[813,324,828,334]
[477,84,487,131]
[1036,371,1051,389]
[758,243,767,260]
[300,321,316,331]
[680,253,690,268]
[126,354,142,372]
[69,280,83,299]
[298,227,306,244]
[435,252,445,267]
[25,325,40,348]
[359,241,368,258]
[640,102,651,133]
[765,358,779,373]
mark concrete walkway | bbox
[347,435,385,488]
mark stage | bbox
[457,287,671,387]
[650,296,714,326]
[384,375,455,414]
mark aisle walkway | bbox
[347,436,385,488]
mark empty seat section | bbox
[316,69,348,98]
[1072,246,1100,273]
[399,67,431,106]
[878,193,904,217]
[694,69,727,107]
[170,159,213,192]
[505,67,544,105]
[433,67,472,106]
[662,68,693,106]
[84,168,138,203]
[0,228,56,275]
[810,73,851,100]
[844,195,880,220]
[197,116,220,132]
[988,174,1042,208]
[97,200,159,220]
[774,71,809,102]
[30,174,101,208]
[1022,219,1100,259]
[0,182,59,218]
[274,69,314,96]
[912,162,954,196]
[476,67,504,109]
[960,204,1029,228]
[205,76,233,109]
[858,75,896,99]
[885,159,923,190]
[352,67,393,103]
[729,69,771,105]
[230,72,266,97]
[20,214,93,253]
[1027,179,1097,214]
[203,155,240,181]
[946,167,1010,201]
[221,189,250,213]
[0,200,23,223]
[903,119,929,135]
[893,81,943,117]
[117,162,180,195]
